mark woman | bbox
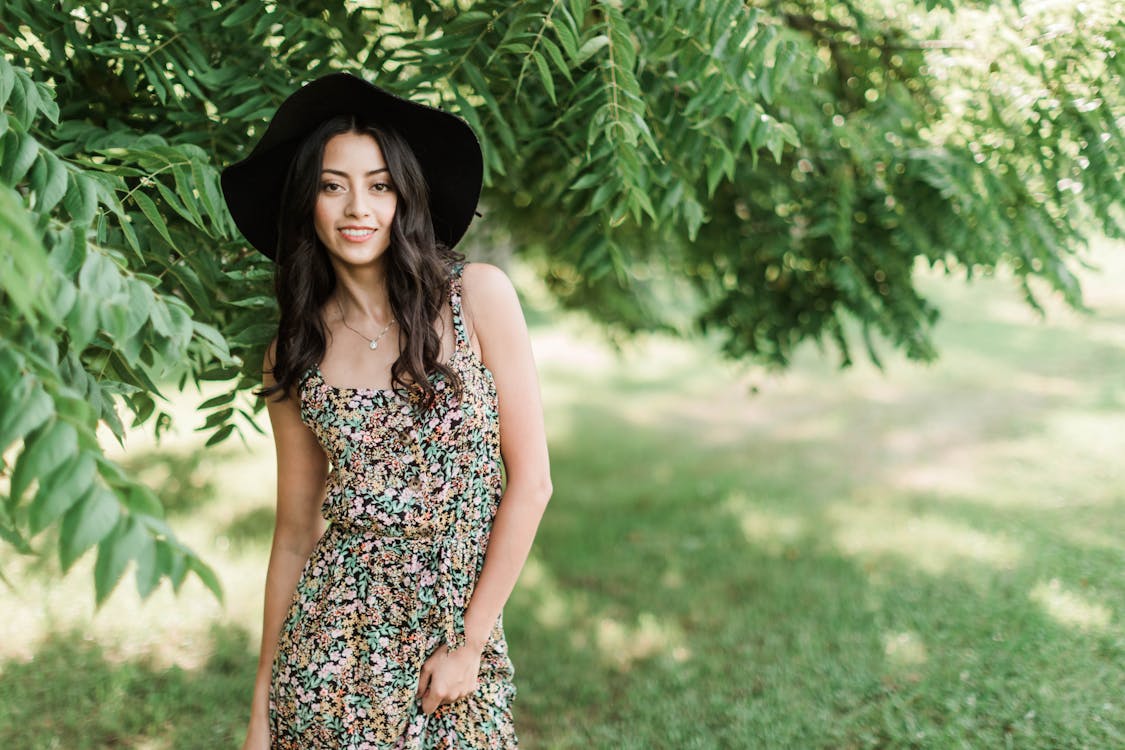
[221,73,552,749]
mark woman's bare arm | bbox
[243,340,329,745]
[458,261,553,650]
[415,261,553,714]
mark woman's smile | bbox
[339,226,378,241]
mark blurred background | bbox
[3,240,1124,747]
[1,1,1122,748]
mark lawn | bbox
[1,241,1122,749]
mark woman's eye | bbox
[372,182,394,192]
[320,182,343,192]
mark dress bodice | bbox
[295,262,501,651]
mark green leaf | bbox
[0,183,53,321]
[166,299,195,349]
[132,190,176,249]
[189,556,224,602]
[134,532,160,598]
[165,48,206,101]
[38,151,69,214]
[204,422,235,447]
[7,74,41,130]
[78,250,123,299]
[34,81,59,125]
[29,452,96,535]
[159,540,188,591]
[570,172,603,191]
[575,34,610,64]
[94,514,148,606]
[48,277,78,322]
[193,320,236,364]
[10,419,78,505]
[154,178,195,227]
[0,381,53,452]
[540,36,573,83]
[190,159,224,233]
[0,522,33,555]
[65,289,99,352]
[121,485,165,517]
[0,60,15,111]
[533,52,557,104]
[98,294,144,344]
[552,15,580,61]
[62,172,99,226]
[2,130,39,184]
[446,10,492,32]
[221,1,260,28]
[149,297,176,337]
[199,391,236,410]
[58,484,120,572]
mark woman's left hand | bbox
[416,643,483,715]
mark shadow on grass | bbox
[222,506,277,549]
[0,623,255,750]
[505,392,1125,748]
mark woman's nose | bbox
[345,191,371,217]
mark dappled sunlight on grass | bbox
[133,739,173,750]
[826,502,1023,576]
[514,554,588,631]
[591,612,691,671]
[1030,578,1113,633]
[721,490,807,556]
[882,629,929,669]
[511,555,691,671]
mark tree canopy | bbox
[1,0,1121,601]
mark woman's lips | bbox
[339,228,376,242]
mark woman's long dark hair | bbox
[256,113,465,409]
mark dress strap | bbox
[448,262,471,353]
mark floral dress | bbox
[269,263,519,749]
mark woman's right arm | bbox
[243,340,329,750]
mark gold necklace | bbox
[336,297,396,351]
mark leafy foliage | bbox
[1,0,1121,600]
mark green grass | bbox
[1,242,1123,749]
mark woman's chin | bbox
[327,244,391,269]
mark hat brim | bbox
[220,73,483,260]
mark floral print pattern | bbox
[269,263,518,748]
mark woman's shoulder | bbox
[459,261,515,301]
[458,262,523,338]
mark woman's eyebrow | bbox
[321,167,390,177]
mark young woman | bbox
[221,73,552,749]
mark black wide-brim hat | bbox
[220,72,483,260]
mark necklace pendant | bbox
[369,340,379,350]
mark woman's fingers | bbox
[422,689,442,715]
[417,644,481,714]
[420,679,477,715]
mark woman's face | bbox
[314,131,398,268]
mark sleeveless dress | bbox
[269,263,519,749]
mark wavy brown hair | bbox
[256,113,465,409]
